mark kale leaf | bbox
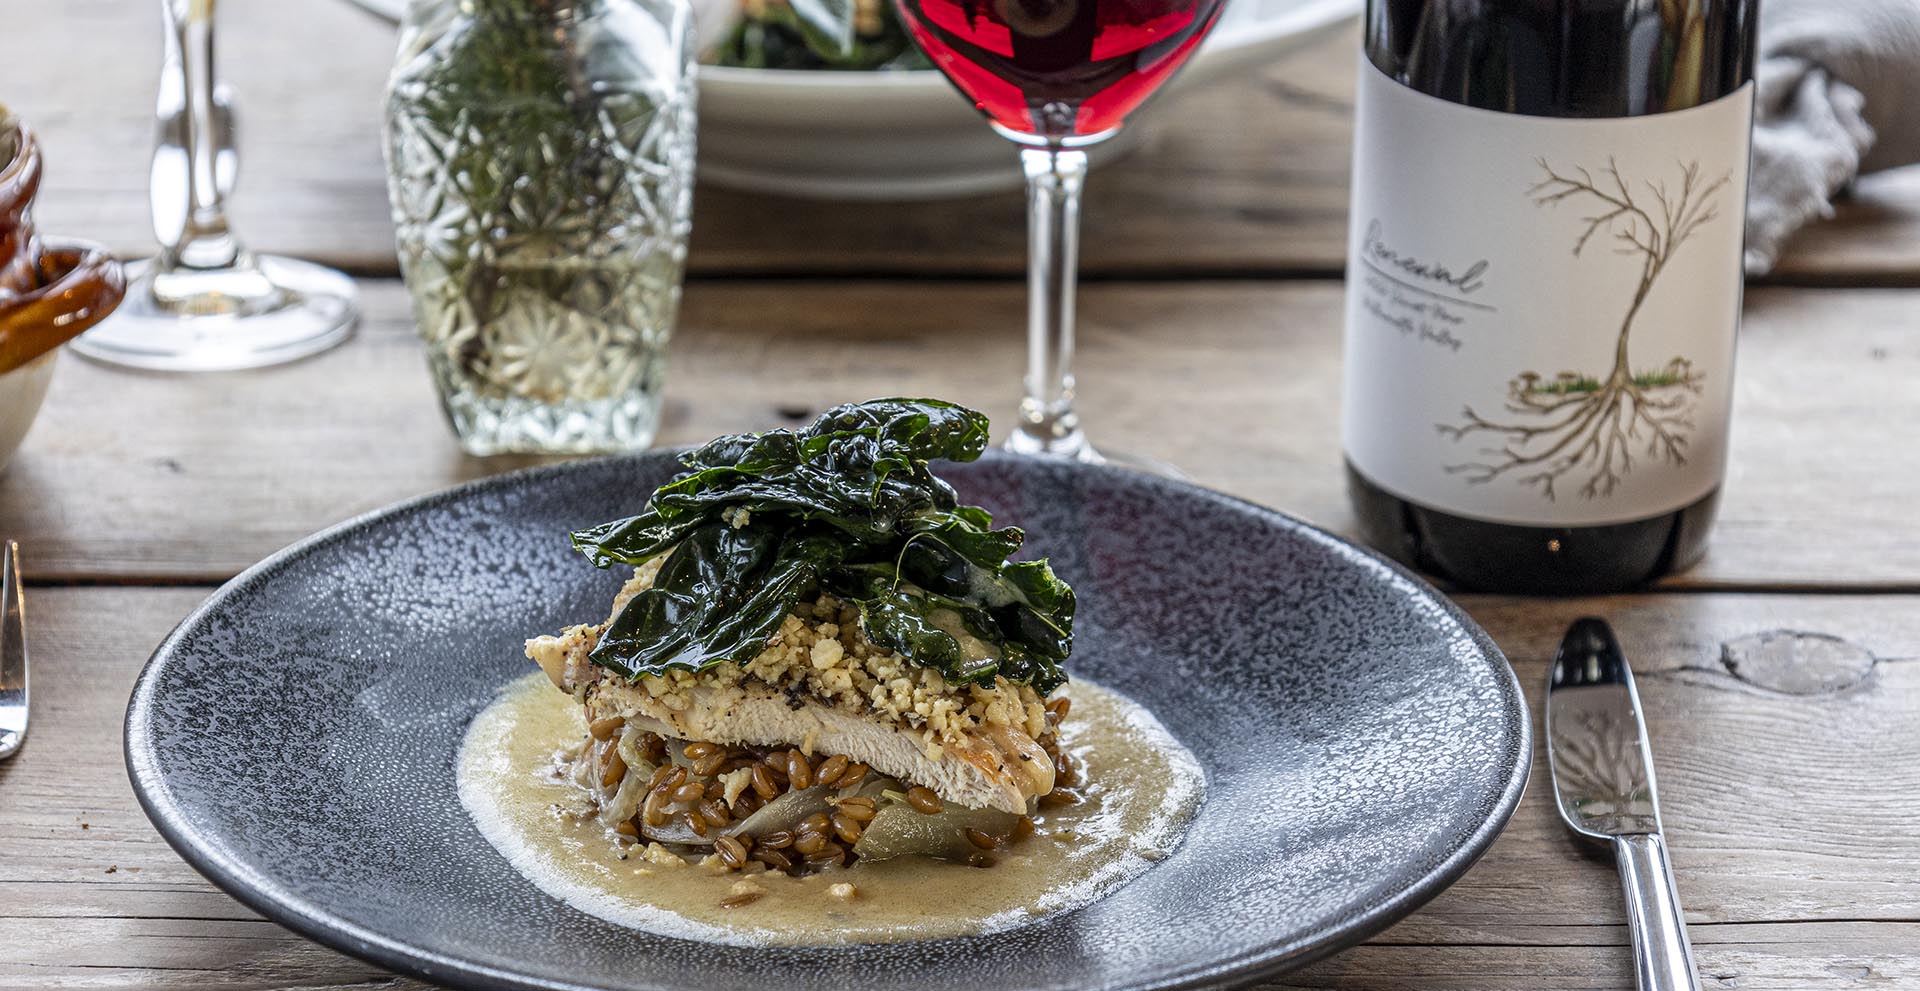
[571,399,1071,693]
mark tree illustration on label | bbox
[1439,157,1730,500]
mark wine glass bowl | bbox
[896,0,1229,143]
[895,0,1227,470]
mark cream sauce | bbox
[458,672,1205,946]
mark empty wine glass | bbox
[70,0,357,372]
[894,0,1226,472]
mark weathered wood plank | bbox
[1777,168,1920,287]
[1446,594,1920,929]
[0,918,425,991]
[6,917,1913,991]
[2,587,1918,987]
[1,280,1916,589]
[8,3,1916,284]
[1275,925,1920,991]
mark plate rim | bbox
[124,450,1531,991]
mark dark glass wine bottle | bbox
[1341,0,1758,594]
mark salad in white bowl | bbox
[697,0,929,70]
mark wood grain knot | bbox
[1721,630,1877,695]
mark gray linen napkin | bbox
[1747,0,1920,273]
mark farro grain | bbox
[964,827,999,851]
[785,750,813,790]
[814,754,849,787]
[599,750,627,789]
[750,765,779,799]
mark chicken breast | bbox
[584,677,1052,814]
[526,567,1059,815]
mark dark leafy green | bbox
[711,0,933,71]
[572,399,1072,693]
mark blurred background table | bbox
[5,2,1920,989]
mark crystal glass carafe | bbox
[384,0,698,455]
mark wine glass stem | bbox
[1010,145,1092,460]
[157,0,242,272]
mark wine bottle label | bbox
[1341,60,1753,526]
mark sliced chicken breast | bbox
[582,676,1051,814]
[527,616,1056,815]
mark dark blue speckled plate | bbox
[125,452,1528,991]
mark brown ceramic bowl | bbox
[0,236,127,375]
[0,116,126,370]
[0,114,126,468]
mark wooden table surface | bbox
[5,2,1920,989]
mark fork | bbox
[0,541,26,760]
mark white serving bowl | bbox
[349,0,1358,199]
[0,348,56,472]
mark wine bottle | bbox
[1341,0,1758,594]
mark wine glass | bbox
[69,0,357,372]
[895,0,1227,470]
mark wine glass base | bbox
[1082,445,1188,480]
[69,255,358,372]
[1002,430,1186,479]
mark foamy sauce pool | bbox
[458,672,1205,946]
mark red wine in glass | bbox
[898,0,1228,141]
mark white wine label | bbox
[1341,60,1753,526]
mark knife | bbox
[1547,617,1699,991]
[0,541,26,761]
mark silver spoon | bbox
[0,541,27,761]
